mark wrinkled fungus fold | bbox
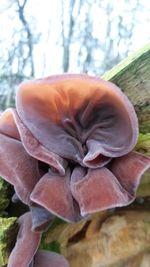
[0,74,149,266]
[8,212,69,267]
[30,204,55,232]
[7,212,41,267]
[0,110,40,205]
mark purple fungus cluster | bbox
[0,74,149,266]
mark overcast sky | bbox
[0,0,150,77]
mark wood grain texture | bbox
[103,43,150,133]
[103,44,150,195]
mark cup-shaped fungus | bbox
[0,74,149,266]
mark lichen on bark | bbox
[0,217,18,266]
[0,177,10,213]
[103,43,150,134]
[135,133,150,156]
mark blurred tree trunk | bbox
[16,0,35,77]
[0,0,39,110]
[61,0,75,72]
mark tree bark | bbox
[103,43,150,134]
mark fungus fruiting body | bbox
[0,74,149,266]
[7,212,69,267]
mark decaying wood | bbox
[103,44,150,197]
[103,43,150,133]
[43,207,150,267]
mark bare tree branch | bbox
[16,0,35,76]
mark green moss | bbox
[39,218,65,254]
[136,134,150,197]
[40,240,61,254]
[0,177,10,212]
[49,217,66,231]
[135,133,150,156]
[0,217,18,266]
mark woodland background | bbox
[0,0,150,109]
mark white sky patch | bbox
[0,0,150,77]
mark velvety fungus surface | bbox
[0,74,149,266]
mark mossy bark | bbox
[0,178,10,213]
[0,217,18,266]
[103,43,150,134]
[102,43,150,197]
